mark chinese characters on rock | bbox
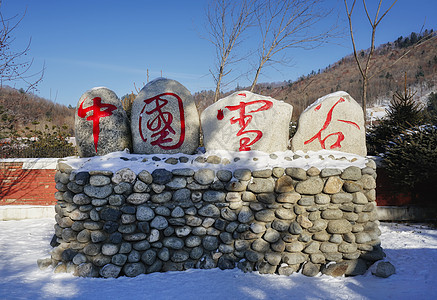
[78,97,117,153]
[138,93,185,150]
[304,97,360,150]
[217,93,273,151]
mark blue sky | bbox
[2,0,436,107]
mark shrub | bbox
[383,125,437,200]
[367,83,425,155]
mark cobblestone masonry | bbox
[41,156,384,278]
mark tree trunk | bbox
[250,66,262,92]
[362,77,368,124]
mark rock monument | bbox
[131,78,200,154]
[201,91,293,152]
[75,87,131,157]
[291,91,367,156]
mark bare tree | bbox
[0,5,44,93]
[205,0,254,102]
[344,0,397,122]
[249,0,337,91]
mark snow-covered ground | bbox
[0,219,436,300]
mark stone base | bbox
[41,153,391,278]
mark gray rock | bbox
[190,247,204,260]
[247,178,275,193]
[128,250,141,262]
[100,264,122,278]
[201,91,292,152]
[286,168,307,180]
[372,261,396,278]
[75,87,131,157]
[84,185,112,199]
[123,262,146,277]
[166,177,187,189]
[101,244,119,256]
[114,182,133,195]
[112,254,128,266]
[131,78,200,154]
[151,169,173,185]
[282,253,306,265]
[238,207,254,223]
[194,169,215,185]
[302,262,320,277]
[203,190,226,202]
[198,204,220,218]
[72,253,87,265]
[341,166,362,180]
[137,170,153,184]
[150,216,169,230]
[172,168,195,176]
[151,192,172,204]
[218,256,235,270]
[295,177,324,195]
[100,207,121,221]
[171,250,190,263]
[263,228,280,243]
[90,175,111,186]
[217,170,233,182]
[202,236,219,251]
[75,263,99,277]
[255,209,275,222]
[112,168,137,184]
[252,169,273,178]
[327,219,352,234]
[163,237,184,249]
[141,249,157,265]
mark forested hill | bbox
[195,30,437,119]
[0,86,75,137]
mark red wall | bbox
[0,162,57,206]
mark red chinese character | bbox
[78,97,117,153]
[218,100,273,151]
[139,93,185,150]
[304,97,360,150]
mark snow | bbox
[61,149,369,175]
[1,219,436,300]
[0,158,58,169]
[303,91,347,113]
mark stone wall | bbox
[42,154,385,278]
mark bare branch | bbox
[0,8,44,92]
[249,0,339,91]
[205,0,255,102]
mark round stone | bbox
[194,169,215,185]
[90,175,111,186]
[127,193,150,205]
[123,263,146,277]
[341,166,362,180]
[295,177,324,195]
[137,170,153,184]
[150,216,169,230]
[327,219,352,234]
[152,169,173,185]
[202,236,219,251]
[100,264,122,278]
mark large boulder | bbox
[131,78,200,154]
[291,91,366,156]
[201,91,293,152]
[75,87,131,157]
